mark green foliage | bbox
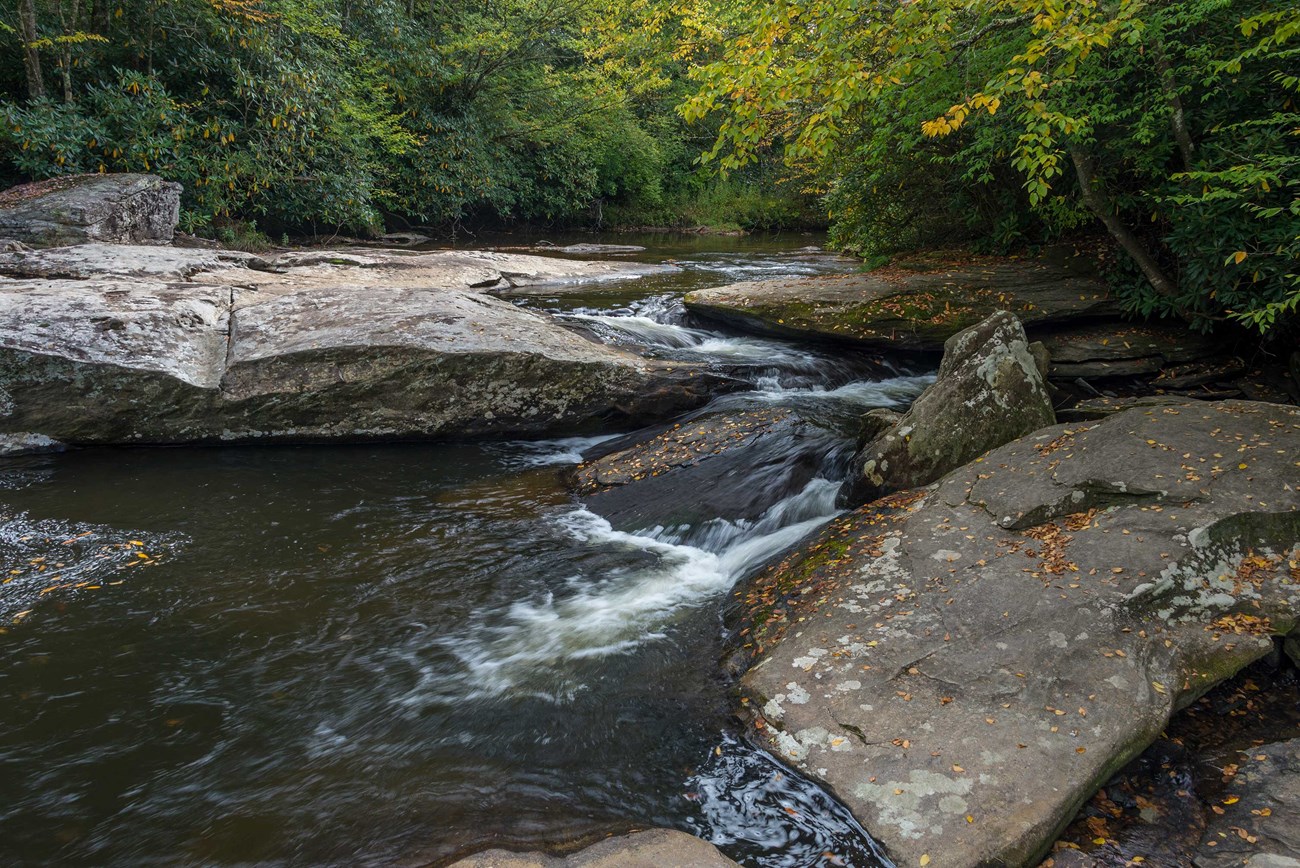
[606,0,1300,335]
[0,0,795,235]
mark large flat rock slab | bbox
[684,258,1117,351]
[215,285,707,440]
[0,243,662,289]
[0,246,718,444]
[737,400,1300,868]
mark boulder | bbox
[0,174,181,246]
[846,311,1055,504]
[683,256,1116,351]
[0,246,722,444]
[446,829,739,867]
[1193,738,1300,867]
[735,399,1300,868]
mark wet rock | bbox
[1047,659,1300,866]
[0,174,180,247]
[683,256,1116,351]
[737,399,1300,868]
[1193,738,1300,866]
[846,311,1055,504]
[0,249,721,444]
[576,408,840,528]
[1156,358,1249,390]
[445,829,739,867]
[1037,322,1220,381]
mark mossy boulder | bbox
[845,310,1055,504]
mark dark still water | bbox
[0,236,921,867]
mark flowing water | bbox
[0,235,930,867]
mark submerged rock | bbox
[0,174,181,247]
[683,256,1116,351]
[446,829,739,867]
[846,310,1055,504]
[736,399,1300,868]
[0,245,721,444]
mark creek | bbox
[0,234,932,867]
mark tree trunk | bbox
[1153,41,1194,172]
[1070,148,1181,304]
[58,0,81,103]
[18,0,46,100]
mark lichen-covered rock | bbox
[683,257,1116,351]
[846,311,1055,504]
[446,829,739,867]
[0,248,722,444]
[737,400,1300,868]
[0,174,181,247]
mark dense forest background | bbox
[1,0,1297,335]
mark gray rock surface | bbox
[737,400,1300,868]
[683,257,1116,351]
[0,174,181,246]
[446,829,739,867]
[0,245,720,443]
[847,311,1056,504]
[1194,738,1300,867]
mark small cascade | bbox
[419,477,842,703]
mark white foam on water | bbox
[750,373,936,406]
[410,478,840,703]
[495,434,620,468]
[569,312,820,368]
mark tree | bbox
[609,0,1300,334]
